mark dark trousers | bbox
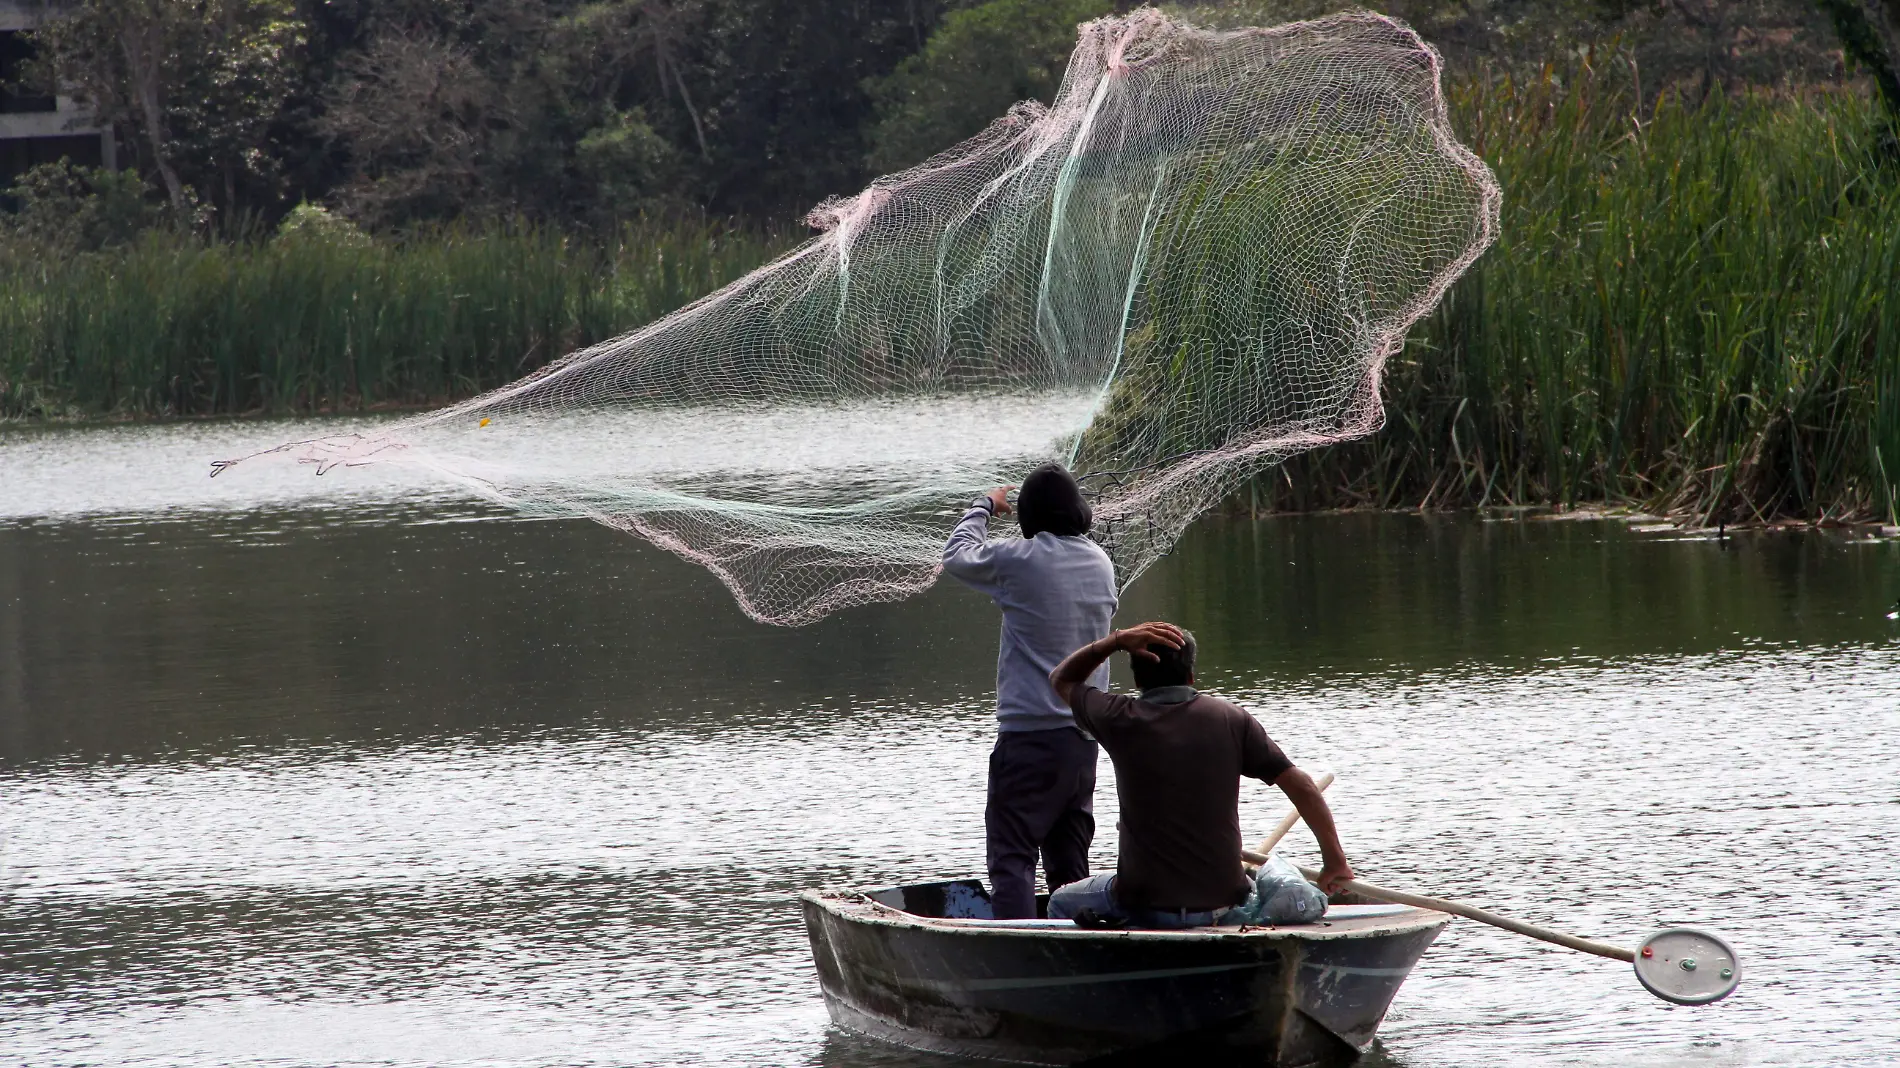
[986,726,1098,919]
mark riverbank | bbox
[5,64,1898,526]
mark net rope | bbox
[221,9,1501,624]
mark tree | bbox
[1,160,155,249]
[545,1,713,163]
[31,0,306,225]
[1815,0,1900,134]
[686,0,961,216]
[320,29,518,228]
[863,0,1117,175]
[574,108,681,220]
[317,1,699,228]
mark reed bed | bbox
[0,218,783,418]
[1251,63,1900,525]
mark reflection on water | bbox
[3,432,1899,1066]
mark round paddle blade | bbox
[1633,928,1742,1005]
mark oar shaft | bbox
[1240,772,1634,965]
[1283,864,1636,963]
[1250,771,1334,857]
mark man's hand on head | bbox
[1052,619,1181,704]
[1110,621,1186,662]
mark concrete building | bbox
[0,0,114,188]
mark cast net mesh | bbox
[223,9,1500,624]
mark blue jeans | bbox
[1047,873,1238,929]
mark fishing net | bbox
[221,9,1500,624]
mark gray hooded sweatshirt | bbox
[941,501,1118,731]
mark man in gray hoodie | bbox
[942,463,1117,918]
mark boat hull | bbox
[801,881,1447,1066]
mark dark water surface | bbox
[3,422,1899,1067]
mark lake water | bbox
[3,419,1899,1067]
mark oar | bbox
[1238,767,1740,1003]
[1247,770,1334,861]
[1243,852,1743,1006]
[1243,775,1742,1004]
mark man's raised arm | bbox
[941,486,1015,591]
[1048,621,1186,705]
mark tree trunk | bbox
[669,57,709,160]
[1817,0,1900,134]
[651,37,708,159]
[1874,1,1900,74]
[119,18,189,218]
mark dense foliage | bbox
[20,0,973,228]
[863,0,1118,174]
[8,0,1886,231]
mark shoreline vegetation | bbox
[5,60,1900,528]
[0,214,787,419]
[1252,61,1900,528]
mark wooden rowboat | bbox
[801,877,1448,1066]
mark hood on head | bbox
[1018,463,1092,538]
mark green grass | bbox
[0,218,784,419]
[1251,62,1900,526]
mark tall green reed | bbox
[0,218,783,419]
[1255,60,1900,525]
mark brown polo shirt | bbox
[1067,684,1294,911]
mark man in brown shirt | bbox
[1044,621,1353,928]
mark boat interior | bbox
[862,879,1412,928]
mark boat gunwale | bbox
[801,886,1451,942]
